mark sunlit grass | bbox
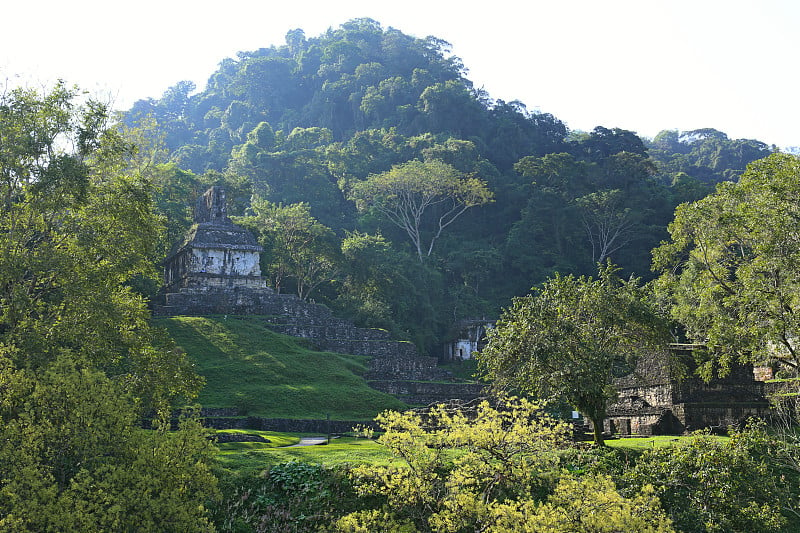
[155,316,407,420]
[214,430,734,477]
[214,436,397,473]
[215,429,300,450]
[607,434,729,450]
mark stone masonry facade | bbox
[604,345,771,436]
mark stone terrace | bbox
[154,186,483,404]
[153,285,483,401]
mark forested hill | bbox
[127,18,774,354]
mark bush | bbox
[622,424,791,532]
[211,461,361,532]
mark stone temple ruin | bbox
[442,319,493,362]
[163,187,265,292]
[154,187,483,405]
[604,344,772,436]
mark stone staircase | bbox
[153,286,484,403]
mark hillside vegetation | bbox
[2,21,799,533]
[131,18,775,356]
[156,316,407,420]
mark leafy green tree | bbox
[228,125,350,228]
[0,83,216,530]
[416,80,487,137]
[485,100,567,171]
[150,163,204,254]
[488,475,674,532]
[0,356,217,531]
[339,397,568,531]
[577,189,637,264]
[440,238,501,317]
[508,149,669,282]
[648,128,773,186]
[335,232,410,330]
[242,198,340,299]
[575,126,648,162]
[212,461,359,532]
[478,264,669,445]
[351,159,493,261]
[506,153,592,283]
[653,153,800,376]
[333,232,445,351]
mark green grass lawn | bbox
[215,429,301,448]
[214,435,396,473]
[156,316,407,420]
[213,429,732,477]
[215,434,714,475]
[607,434,728,450]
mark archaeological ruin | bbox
[604,344,773,436]
[154,186,483,405]
[163,187,266,292]
[155,186,786,434]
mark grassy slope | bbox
[156,316,407,420]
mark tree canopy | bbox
[128,19,776,355]
[240,197,340,299]
[351,159,493,261]
[478,264,669,445]
[653,152,800,377]
[0,83,216,530]
[335,397,674,532]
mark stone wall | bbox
[680,403,769,431]
[155,287,311,318]
[673,364,765,404]
[605,346,772,436]
[368,380,485,405]
[605,408,678,436]
[612,383,673,411]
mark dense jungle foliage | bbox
[0,83,218,531]
[127,18,774,355]
[3,18,799,533]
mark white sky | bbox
[3,0,799,148]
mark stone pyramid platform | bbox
[153,186,483,405]
[153,285,484,404]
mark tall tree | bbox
[242,198,340,300]
[350,159,493,261]
[506,153,592,282]
[577,189,637,264]
[478,264,669,445]
[653,152,800,377]
[0,83,216,529]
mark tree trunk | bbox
[591,416,606,447]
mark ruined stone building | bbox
[163,187,266,293]
[442,319,492,361]
[604,344,771,436]
[154,187,483,405]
